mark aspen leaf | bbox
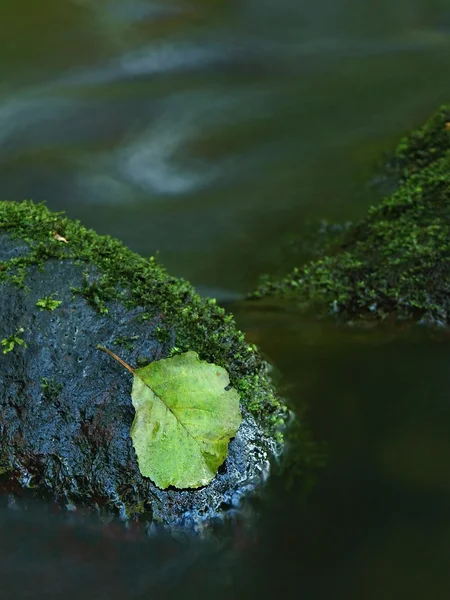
[98,347,242,489]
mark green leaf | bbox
[98,347,242,489]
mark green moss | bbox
[1,257,29,289]
[113,335,140,352]
[1,327,27,354]
[36,295,62,311]
[41,377,63,402]
[154,326,171,343]
[0,200,285,431]
[70,273,115,315]
[252,151,450,324]
[389,104,450,181]
[169,346,183,357]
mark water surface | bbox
[2,1,450,598]
[2,0,450,291]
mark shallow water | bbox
[2,1,450,598]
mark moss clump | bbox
[251,148,450,324]
[36,295,62,311]
[388,104,450,181]
[113,335,140,352]
[41,377,63,403]
[1,327,27,354]
[0,200,285,431]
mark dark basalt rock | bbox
[0,201,287,531]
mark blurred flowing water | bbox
[2,1,450,598]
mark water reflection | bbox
[0,498,224,599]
[231,305,450,599]
[91,0,184,26]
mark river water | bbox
[2,1,450,598]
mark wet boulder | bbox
[0,200,287,530]
[250,106,450,325]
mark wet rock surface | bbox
[0,201,286,530]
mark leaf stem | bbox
[96,345,135,375]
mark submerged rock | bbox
[0,201,287,531]
[250,106,450,324]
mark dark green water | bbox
[2,1,450,598]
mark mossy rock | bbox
[388,104,450,181]
[251,109,450,325]
[0,200,287,530]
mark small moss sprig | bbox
[36,295,62,311]
[1,327,27,354]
